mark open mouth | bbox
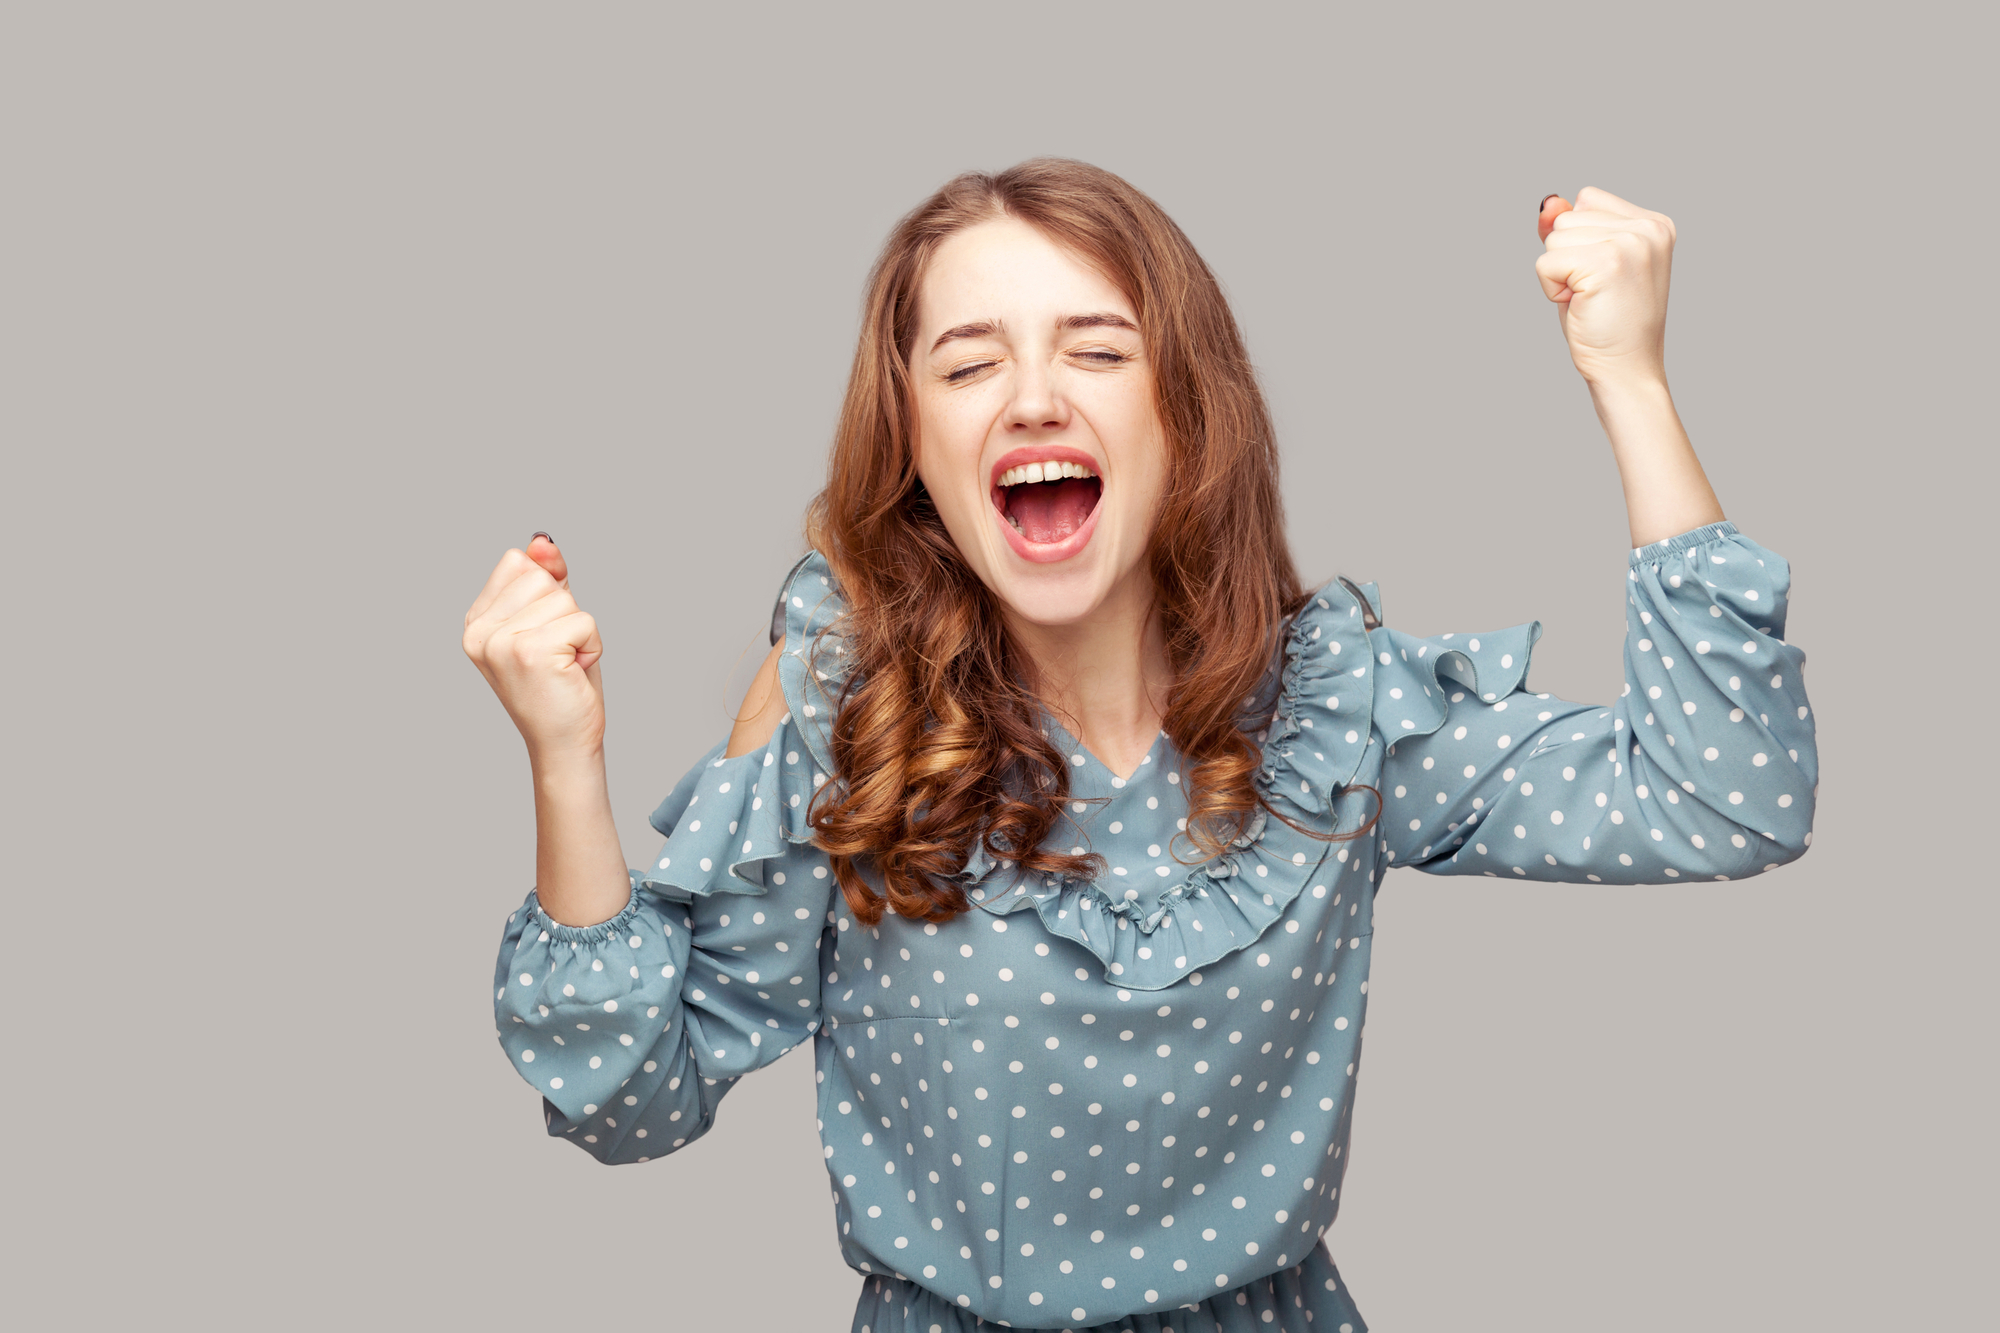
[992,457,1104,548]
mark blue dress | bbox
[493,520,1817,1332]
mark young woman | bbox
[464,159,1817,1332]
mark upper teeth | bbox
[998,460,1097,487]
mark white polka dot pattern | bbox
[491,524,1816,1332]
[1373,522,1816,882]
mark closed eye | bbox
[943,350,1128,383]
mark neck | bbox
[1003,567,1173,781]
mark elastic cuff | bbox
[524,880,644,943]
[1630,519,1739,567]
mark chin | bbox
[993,572,1116,627]
[980,535,1138,628]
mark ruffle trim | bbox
[774,550,851,781]
[631,709,828,903]
[616,551,851,903]
[1367,620,1544,757]
[960,576,1383,988]
[754,551,1406,990]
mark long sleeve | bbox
[492,712,839,1162]
[1371,521,1816,883]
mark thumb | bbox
[526,532,569,586]
[1537,193,1573,243]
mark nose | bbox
[1003,358,1069,434]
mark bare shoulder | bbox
[724,641,788,757]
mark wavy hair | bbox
[803,158,1374,927]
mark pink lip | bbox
[988,444,1106,565]
[988,444,1104,492]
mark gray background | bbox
[5,3,1989,1329]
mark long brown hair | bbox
[804,158,1359,927]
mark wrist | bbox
[530,743,610,805]
[1584,370,1672,406]
[1586,374,1679,447]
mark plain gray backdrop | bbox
[5,3,1990,1329]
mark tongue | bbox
[1009,478,1098,544]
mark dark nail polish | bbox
[530,531,553,544]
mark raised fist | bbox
[1535,187,1677,387]
[462,534,606,758]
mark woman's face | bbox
[910,214,1167,629]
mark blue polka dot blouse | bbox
[493,520,1817,1332]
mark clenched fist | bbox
[1536,187,1677,388]
[463,534,606,758]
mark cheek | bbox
[1103,404,1170,518]
[913,404,989,524]
[1119,461,1170,540]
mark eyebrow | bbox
[929,312,1138,353]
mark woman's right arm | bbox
[462,535,630,927]
[468,537,837,1162]
[491,751,837,1162]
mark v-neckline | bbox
[1044,719,1168,786]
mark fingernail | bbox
[530,531,553,544]
[1539,194,1561,213]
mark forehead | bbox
[917,215,1135,338]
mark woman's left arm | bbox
[1535,187,1725,547]
[1366,189,1816,883]
[1372,522,1816,882]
